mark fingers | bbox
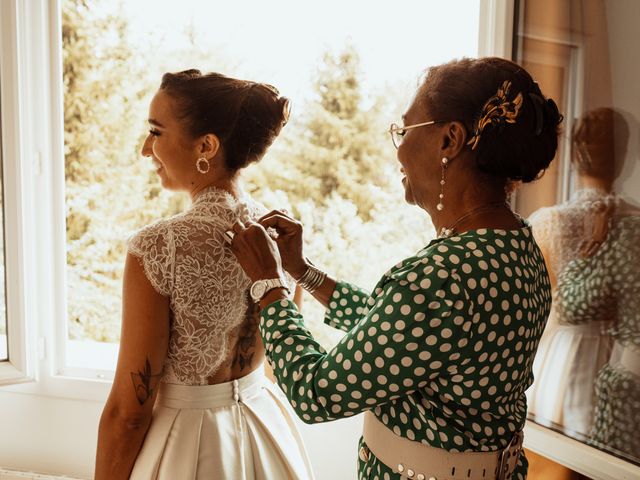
[224,220,246,245]
[232,220,246,233]
[259,211,302,235]
[578,239,602,258]
[258,209,291,224]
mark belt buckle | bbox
[497,431,524,480]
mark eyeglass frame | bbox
[388,120,448,149]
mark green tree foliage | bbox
[245,46,435,347]
[63,0,186,341]
[249,44,393,220]
[62,7,435,349]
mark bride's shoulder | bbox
[130,216,175,238]
[127,216,178,257]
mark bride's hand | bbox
[227,220,285,282]
[258,210,308,279]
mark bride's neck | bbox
[189,174,242,201]
[578,174,613,193]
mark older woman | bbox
[229,57,562,480]
[95,70,313,480]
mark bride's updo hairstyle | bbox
[571,107,628,180]
[160,69,290,171]
[418,57,563,183]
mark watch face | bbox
[250,281,266,301]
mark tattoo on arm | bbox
[130,357,163,405]
[233,293,259,371]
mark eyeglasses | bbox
[388,120,446,149]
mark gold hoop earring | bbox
[436,157,448,211]
[196,157,210,174]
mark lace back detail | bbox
[127,188,268,385]
[530,189,640,334]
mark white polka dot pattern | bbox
[260,225,551,479]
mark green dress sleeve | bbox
[260,257,471,423]
[323,281,372,332]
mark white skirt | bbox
[527,321,613,435]
[130,367,315,479]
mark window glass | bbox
[516,0,640,466]
[62,0,480,371]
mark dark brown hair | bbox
[160,69,290,171]
[572,107,628,180]
[418,57,563,183]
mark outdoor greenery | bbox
[62,0,435,348]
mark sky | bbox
[122,0,480,106]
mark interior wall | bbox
[606,0,640,202]
[514,0,615,217]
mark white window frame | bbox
[1,0,489,402]
[0,0,111,400]
[4,0,634,477]
[9,10,636,480]
[0,0,35,386]
[479,1,640,478]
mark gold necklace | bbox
[438,201,511,238]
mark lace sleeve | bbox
[528,206,556,276]
[127,221,175,297]
[528,207,553,248]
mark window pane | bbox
[517,0,640,466]
[62,0,479,371]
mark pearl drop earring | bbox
[437,157,448,211]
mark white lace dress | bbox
[126,187,313,480]
[526,188,619,437]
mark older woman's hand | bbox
[259,210,308,279]
[228,220,285,282]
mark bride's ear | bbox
[200,133,221,159]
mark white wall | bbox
[0,387,362,479]
[606,0,640,201]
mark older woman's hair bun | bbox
[160,70,290,171]
[419,57,563,184]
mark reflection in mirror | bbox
[0,143,5,362]
[516,0,640,467]
[528,107,640,461]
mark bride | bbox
[94,70,313,479]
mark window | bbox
[513,0,640,474]
[60,0,481,376]
[0,0,34,386]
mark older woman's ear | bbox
[440,121,468,160]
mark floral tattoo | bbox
[232,293,259,371]
[130,357,162,405]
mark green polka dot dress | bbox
[260,225,551,480]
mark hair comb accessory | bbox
[467,80,523,150]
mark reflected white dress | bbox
[126,187,313,479]
[527,188,617,436]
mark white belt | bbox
[613,341,640,376]
[362,411,523,480]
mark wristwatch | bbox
[249,277,289,303]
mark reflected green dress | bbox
[260,225,551,480]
